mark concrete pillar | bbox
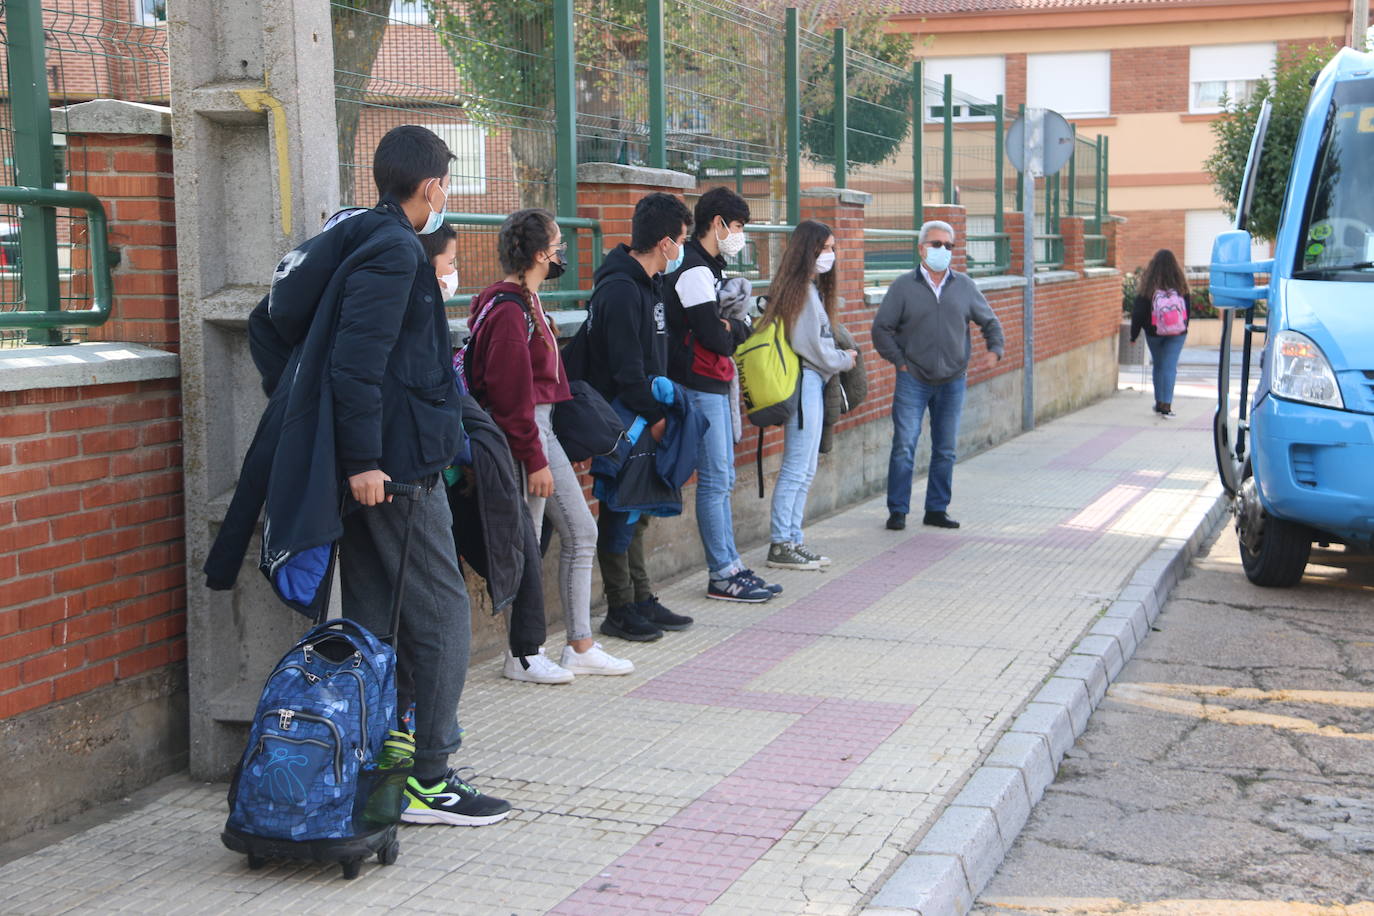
[168,0,340,778]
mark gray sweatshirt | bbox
[871,268,1004,385]
[790,284,854,382]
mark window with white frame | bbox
[389,0,427,24]
[1026,51,1110,117]
[922,56,1005,122]
[423,122,487,196]
[1189,43,1275,113]
[1184,209,1271,268]
[134,0,166,26]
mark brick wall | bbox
[0,378,185,719]
[1116,208,1186,277]
[1111,46,1189,114]
[66,133,179,350]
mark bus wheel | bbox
[1236,465,1311,587]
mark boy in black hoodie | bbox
[581,192,697,641]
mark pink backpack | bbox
[1151,289,1187,336]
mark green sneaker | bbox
[791,542,832,567]
[401,769,512,826]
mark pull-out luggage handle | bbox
[379,481,422,644]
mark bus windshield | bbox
[1295,77,1374,280]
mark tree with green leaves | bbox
[1204,43,1339,242]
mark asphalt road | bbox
[975,523,1374,915]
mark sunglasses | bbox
[924,240,953,249]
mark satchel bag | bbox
[553,380,626,462]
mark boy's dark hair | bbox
[373,125,455,200]
[630,192,692,253]
[420,222,457,263]
[693,187,751,238]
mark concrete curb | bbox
[866,479,1230,916]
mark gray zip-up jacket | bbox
[790,284,854,383]
[871,268,1004,385]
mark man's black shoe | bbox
[922,511,960,529]
[637,595,693,630]
[600,604,663,641]
[886,512,906,531]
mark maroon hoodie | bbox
[465,281,571,474]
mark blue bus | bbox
[1210,46,1374,586]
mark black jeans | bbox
[596,512,652,609]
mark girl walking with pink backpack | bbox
[1129,248,1192,418]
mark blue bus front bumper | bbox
[1252,395,1374,544]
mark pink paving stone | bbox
[1045,425,1142,470]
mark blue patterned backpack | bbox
[222,482,420,879]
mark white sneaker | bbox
[559,642,635,676]
[502,648,574,684]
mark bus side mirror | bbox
[1210,229,1270,311]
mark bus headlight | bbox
[1272,329,1344,409]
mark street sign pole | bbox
[1021,109,1043,433]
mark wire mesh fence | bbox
[0,2,168,346]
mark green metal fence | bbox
[331,2,1113,307]
[0,1,151,345]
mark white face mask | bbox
[717,225,747,259]
[438,271,459,300]
[814,250,835,274]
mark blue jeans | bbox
[683,388,740,579]
[886,370,966,516]
[1145,332,1186,405]
[770,369,825,545]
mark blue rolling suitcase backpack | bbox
[222,481,421,879]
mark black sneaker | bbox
[600,603,664,641]
[739,568,783,595]
[637,595,693,630]
[401,768,511,826]
[886,512,906,531]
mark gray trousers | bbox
[340,479,469,781]
[525,404,597,642]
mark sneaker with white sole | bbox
[707,570,774,602]
[559,642,635,676]
[502,648,574,684]
[766,542,821,571]
[401,769,511,826]
[739,568,783,595]
[791,542,831,567]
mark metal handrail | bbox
[0,186,113,330]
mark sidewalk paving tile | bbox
[0,389,1219,914]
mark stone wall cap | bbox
[52,99,172,137]
[800,187,872,206]
[0,341,179,391]
[577,162,695,190]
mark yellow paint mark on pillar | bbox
[235,89,292,236]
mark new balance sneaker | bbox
[738,568,783,595]
[502,648,574,684]
[637,595,693,630]
[767,542,820,571]
[708,570,774,603]
[792,542,831,567]
[600,603,663,641]
[559,642,635,676]
[402,769,511,826]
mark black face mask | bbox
[545,258,566,280]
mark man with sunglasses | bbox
[872,219,1004,532]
